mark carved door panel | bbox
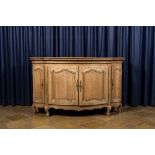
[33,64,44,104]
[79,64,109,106]
[46,64,79,106]
[111,64,122,103]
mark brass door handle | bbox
[76,80,82,92]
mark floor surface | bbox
[0,105,155,129]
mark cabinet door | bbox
[79,64,109,106]
[32,64,44,104]
[111,64,122,103]
[46,64,78,106]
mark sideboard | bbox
[30,57,124,116]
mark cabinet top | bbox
[30,57,125,61]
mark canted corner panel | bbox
[111,64,122,103]
[47,65,78,106]
[79,65,109,106]
[33,64,44,103]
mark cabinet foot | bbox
[117,105,122,113]
[45,107,50,116]
[106,105,112,116]
[32,106,37,114]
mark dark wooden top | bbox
[30,57,125,61]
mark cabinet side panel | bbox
[32,63,44,104]
[111,63,122,103]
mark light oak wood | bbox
[111,63,122,103]
[32,64,44,104]
[79,64,109,106]
[31,57,124,116]
[47,64,79,106]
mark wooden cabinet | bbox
[31,57,124,116]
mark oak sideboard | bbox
[30,57,124,116]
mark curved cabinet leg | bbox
[117,105,122,113]
[106,105,112,116]
[32,105,37,114]
[45,107,50,116]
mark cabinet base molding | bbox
[31,57,124,116]
[32,103,122,116]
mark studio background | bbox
[0,26,155,106]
